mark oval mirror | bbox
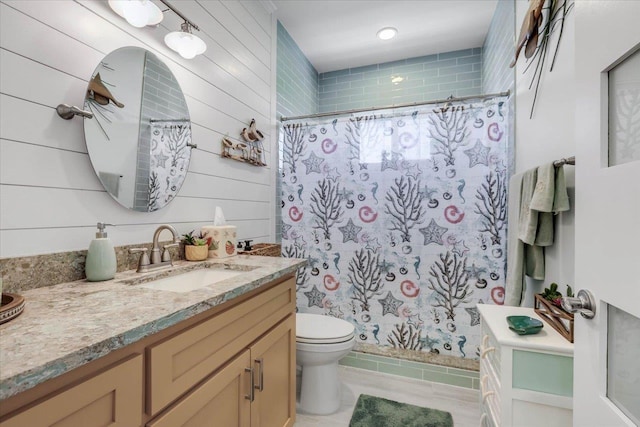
[83,47,192,212]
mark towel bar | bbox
[553,156,575,167]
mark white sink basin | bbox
[137,268,244,293]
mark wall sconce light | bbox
[108,0,207,60]
[108,0,163,28]
[164,21,207,59]
[159,0,206,59]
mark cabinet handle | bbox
[254,358,264,392]
[481,346,495,358]
[480,374,488,392]
[482,334,489,348]
[244,367,254,401]
[482,390,495,404]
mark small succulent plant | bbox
[181,230,209,246]
[542,283,574,307]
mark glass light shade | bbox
[164,31,207,59]
[377,27,398,40]
[108,0,163,27]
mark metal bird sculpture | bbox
[510,0,546,68]
[86,73,124,108]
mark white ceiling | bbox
[273,0,499,73]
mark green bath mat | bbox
[349,394,453,427]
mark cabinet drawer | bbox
[480,354,501,391]
[480,325,501,372]
[480,365,501,422]
[147,278,295,415]
[1,354,143,427]
[512,350,573,397]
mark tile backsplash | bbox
[0,242,182,294]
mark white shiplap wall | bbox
[0,0,277,257]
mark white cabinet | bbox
[477,305,574,427]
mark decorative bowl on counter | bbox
[1,293,26,324]
[506,315,544,335]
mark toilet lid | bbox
[296,313,355,344]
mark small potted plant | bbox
[541,283,574,307]
[535,282,575,342]
[181,231,210,261]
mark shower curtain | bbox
[280,97,510,360]
[148,121,191,211]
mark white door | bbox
[574,1,640,426]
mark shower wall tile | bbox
[276,21,318,119]
[377,364,424,381]
[276,21,319,242]
[339,351,478,390]
[482,0,516,93]
[318,48,483,113]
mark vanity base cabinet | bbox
[0,354,143,427]
[477,304,573,427]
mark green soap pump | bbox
[85,222,117,282]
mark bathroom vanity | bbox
[478,304,574,427]
[0,256,305,427]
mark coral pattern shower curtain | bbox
[281,97,509,360]
[148,121,191,211]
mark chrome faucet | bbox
[129,224,181,273]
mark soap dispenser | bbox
[85,222,117,282]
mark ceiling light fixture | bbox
[377,27,398,41]
[108,0,163,28]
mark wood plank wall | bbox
[0,0,277,257]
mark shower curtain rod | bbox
[280,90,511,122]
[149,118,190,122]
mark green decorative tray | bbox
[506,315,544,335]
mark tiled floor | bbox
[295,366,480,426]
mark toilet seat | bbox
[296,313,355,344]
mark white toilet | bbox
[296,313,356,415]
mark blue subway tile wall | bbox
[276,21,319,242]
[318,48,483,113]
[482,0,515,176]
[276,21,319,119]
[482,0,515,93]
[339,351,480,390]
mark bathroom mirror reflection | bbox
[84,46,192,212]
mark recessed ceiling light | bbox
[377,27,397,41]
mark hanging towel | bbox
[99,171,121,197]
[530,163,570,246]
[505,163,571,306]
[517,169,539,245]
[505,173,526,306]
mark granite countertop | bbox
[0,255,306,400]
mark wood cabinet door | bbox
[250,315,296,427]
[0,354,143,427]
[147,350,251,427]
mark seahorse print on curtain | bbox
[281,97,510,360]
